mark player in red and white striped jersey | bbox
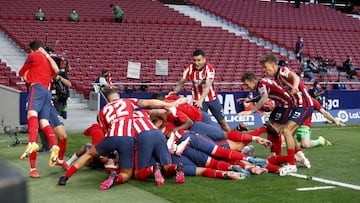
[260,54,313,172]
[239,72,293,156]
[58,89,182,188]
[172,49,231,132]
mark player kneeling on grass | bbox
[294,98,345,149]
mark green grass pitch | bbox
[0,124,359,203]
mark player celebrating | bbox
[259,54,313,173]
[58,89,184,189]
[18,40,60,177]
[238,72,293,157]
[171,49,231,132]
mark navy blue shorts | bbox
[26,84,52,120]
[289,106,314,125]
[178,132,216,155]
[172,155,197,176]
[135,129,171,169]
[96,136,134,169]
[48,105,64,128]
[201,98,225,122]
[269,106,292,125]
[190,121,225,141]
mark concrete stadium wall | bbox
[0,85,21,133]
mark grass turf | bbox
[0,124,359,203]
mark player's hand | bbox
[335,120,346,127]
[194,100,203,109]
[290,87,299,95]
[38,47,48,55]
[238,110,252,116]
[255,137,272,148]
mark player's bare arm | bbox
[39,47,59,75]
[288,72,300,95]
[173,78,186,94]
[194,78,212,108]
[238,93,268,116]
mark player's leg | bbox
[66,143,91,166]
[282,120,298,166]
[206,99,231,132]
[100,136,134,190]
[21,85,43,160]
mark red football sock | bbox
[226,130,253,142]
[266,163,280,173]
[295,148,302,153]
[207,158,231,171]
[136,166,152,181]
[213,147,246,161]
[42,125,57,146]
[27,116,38,142]
[248,126,267,136]
[65,166,78,178]
[165,164,176,177]
[287,149,296,165]
[202,168,225,178]
[267,155,288,165]
[57,138,67,160]
[267,134,282,155]
[29,151,37,169]
[228,160,246,168]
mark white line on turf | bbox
[289,173,360,191]
[296,186,336,191]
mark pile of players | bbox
[19,43,344,191]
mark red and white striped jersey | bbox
[303,98,322,127]
[275,66,313,107]
[132,110,157,136]
[98,98,139,137]
[258,78,293,108]
[182,62,217,102]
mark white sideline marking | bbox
[289,173,360,191]
[296,186,336,191]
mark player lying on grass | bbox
[100,109,185,190]
[58,89,185,189]
[294,97,345,149]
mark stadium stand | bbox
[187,0,360,66]
[0,0,359,98]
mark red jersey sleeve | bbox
[19,54,34,77]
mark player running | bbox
[259,54,313,173]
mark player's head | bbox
[150,92,165,100]
[101,70,109,77]
[104,89,119,102]
[29,40,43,52]
[241,72,258,90]
[259,54,278,77]
[192,49,206,70]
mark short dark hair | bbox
[241,72,257,82]
[193,49,206,57]
[29,40,43,51]
[104,89,117,100]
[150,93,165,100]
[110,4,114,8]
[101,70,108,76]
[259,54,278,65]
